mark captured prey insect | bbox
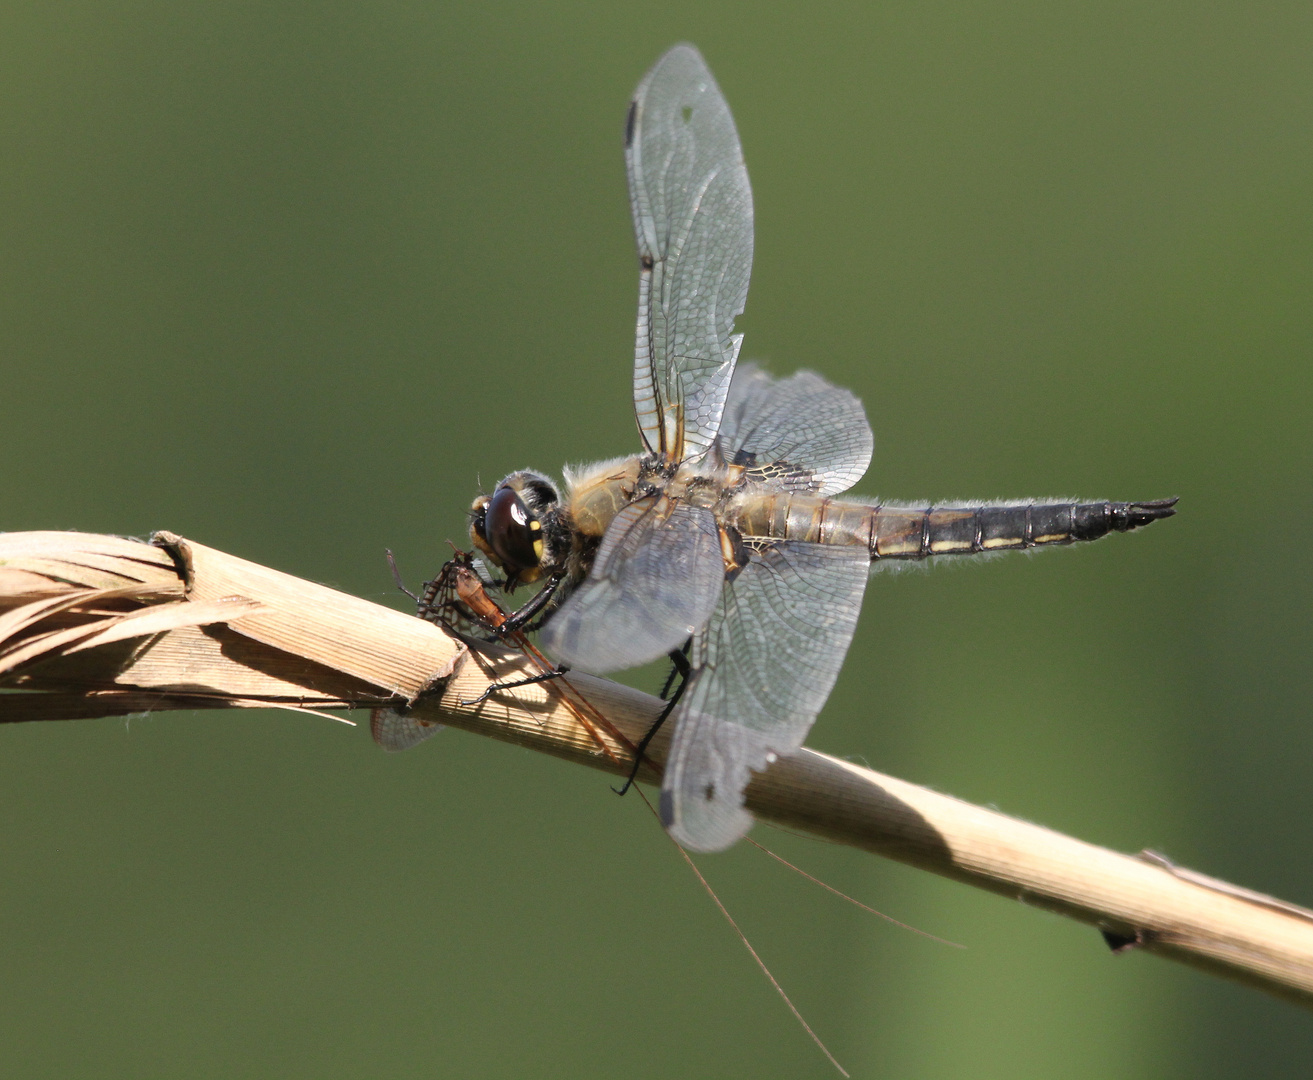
[400,44,1177,853]
[371,551,642,773]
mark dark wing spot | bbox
[702,782,716,802]
[640,254,654,270]
[746,459,822,492]
[625,100,638,148]
[721,525,751,582]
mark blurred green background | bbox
[3,2,1311,1076]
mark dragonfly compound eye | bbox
[485,484,544,574]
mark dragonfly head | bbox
[469,470,561,587]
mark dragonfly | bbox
[430,44,1175,853]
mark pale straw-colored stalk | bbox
[3,529,1312,1006]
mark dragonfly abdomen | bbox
[728,492,872,549]
[729,494,1177,561]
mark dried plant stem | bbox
[3,530,1313,1007]
[420,648,1313,1007]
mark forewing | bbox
[627,44,753,463]
[539,496,724,674]
[660,541,870,852]
[714,365,874,495]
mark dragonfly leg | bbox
[658,638,692,700]
[614,641,692,796]
[501,573,565,634]
[459,664,571,707]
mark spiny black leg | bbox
[658,639,691,700]
[614,641,692,797]
[500,573,565,634]
[460,665,570,707]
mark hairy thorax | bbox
[564,453,743,539]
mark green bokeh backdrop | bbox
[4,3,1312,1076]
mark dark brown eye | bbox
[485,486,542,573]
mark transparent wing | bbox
[660,541,870,852]
[714,365,874,495]
[627,44,753,464]
[371,707,443,752]
[539,495,725,674]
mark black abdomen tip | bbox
[1070,497,1179,541]
[1120,497,1179,530]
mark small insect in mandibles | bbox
[381,44,1176,853]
